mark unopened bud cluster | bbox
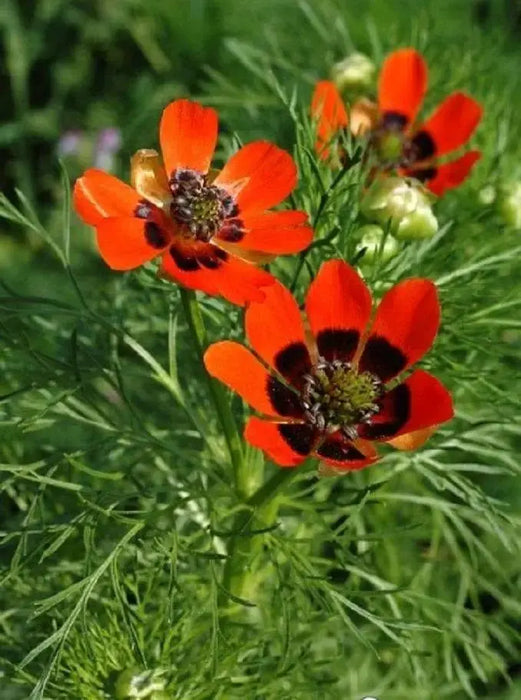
[361,177,439,241]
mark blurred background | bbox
[1,0,521,208]
[2,0,521,294]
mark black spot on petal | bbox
[316,436,367,462]
[278,423,316,456]
[317,329,359,363]
[359,335,406,382]
[411,130,436,160]
[212,247,228,261]
[267,376,303,418]
[169,246,200,271]
[144,222,168,249]
[219,220,244,242]
[199,253,224,270]
[359,383,410,440]
[382,111,408,131]
[274,342,312,388]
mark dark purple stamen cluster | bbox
[374,115,436,170]
[300,358,382,439]
[169,169,239,241]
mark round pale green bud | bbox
[393,205,438,240]
[478,184,496,206]
[361,177,419,220]
[355,224,399,263]
[497,182,521,229]
[360,177,438,240]
[114,668,166,699]
[331,52,375,93]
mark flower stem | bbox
[222,465,300,601]
[179,288,248,495]
[247,467,298,508]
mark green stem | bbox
[247,467,297,508]
[222,465,300,601]
[179,288,248,495]
[179,289,301,602]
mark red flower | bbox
[74,99,313,306]
[311,48,483,196]
[204,260,453,471]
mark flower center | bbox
[169,168,237,241]
[377,131,404,163]
[301,359,382,438]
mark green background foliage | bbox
[1,0,521,698]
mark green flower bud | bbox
[478,184,496,206]
[360,177,438,240]
[393,206,438,240]
[114,668,167,699]
[331,52,375,93]
[355,224,399,263]
[497,182,521,229]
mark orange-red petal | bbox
[245,280,311,382]
[378,48,427,125]
[387,426,437,451]
[418,92,482,157]
[222,210,313,254]
[361,370,453,442]
[159,99,218,177]
[74,170,140,226]
[359,278,439,382]
[204,341,282,417]
[305,260,373,363]
[426,151,481,196]
[310,81,349,154]
[244,417,311,467]
[161,244,275,306]
[214,141,297,213]
[96,217,168,270]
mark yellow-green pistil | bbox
[377,131,404,164]
[302,360,382,438]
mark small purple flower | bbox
[57,130,84,157]
[94,127,122,170]
[97,127,122,153]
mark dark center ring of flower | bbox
[169,168,238,242]
[373,117,437,169]
[301,359,382,438]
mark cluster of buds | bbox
[361,176,439,241]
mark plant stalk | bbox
[179,288,248,496]
[222,466,299,601]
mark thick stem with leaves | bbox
[180,288,300,601]
[222,467,299,602]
